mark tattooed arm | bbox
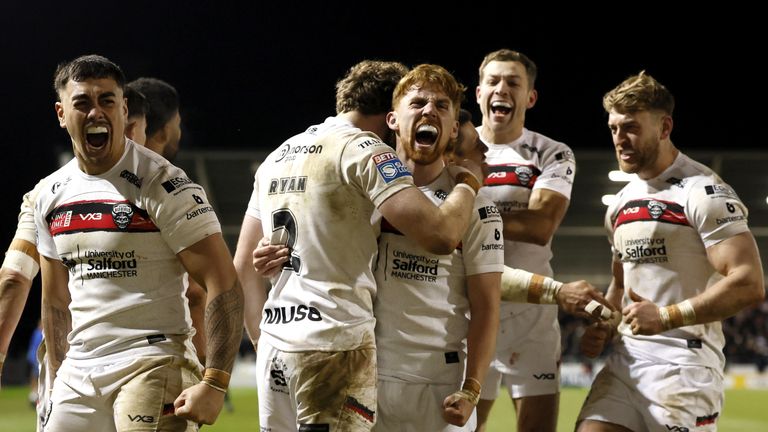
[40,255,71,380]
[174,232,244,425]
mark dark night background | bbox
[0,3,763,355]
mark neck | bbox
[480,123,524,144]
[639,140,679,180]
[396,142,445,187]
[338,111,388,141]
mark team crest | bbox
[647,200,667,219]
[516,166,534,186]
[111,203,134,230]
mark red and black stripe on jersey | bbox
[613,199,689,229]
[380,217,462,251]
[483,164,540,189]
[46,200,158,236]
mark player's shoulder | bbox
[526,129,574,163]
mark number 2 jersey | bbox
[246,117,414,352]
[34,140,221,366]
[606,152,751,369]
[374,169,504,384]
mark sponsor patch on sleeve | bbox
[704,184,737,198]
[373,152,411,183]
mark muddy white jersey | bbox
[606,152,750,369]
[246,116,414,352]
[374,169,504,384]
[34,140,221,366]
[478,128,574,316]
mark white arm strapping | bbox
[2,250,40,281]
[500,266,562,304]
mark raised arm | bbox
[379,172,478,255]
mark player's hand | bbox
[623,288,664,335]
[173,382,226,425]
[580,321,613,358]
[442,392,475,426]
[252,236,289,278]
[556,280,614,320]
[446,160,484,186]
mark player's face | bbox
[608,110,666,178]
[476,60,535,136]
[56,78,127,175]
[390,84,458,166]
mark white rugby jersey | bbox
[478,128,575,317]
[374,169,504,384]
[606,152,750,369]
[34,140,221,365]
[12,179,46,245]
[246,117,414,352]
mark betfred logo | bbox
[374,152,410,183]
[373,152,398,164]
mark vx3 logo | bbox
[533,373,556,380]
[128,414,155,423]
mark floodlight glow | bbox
[602,194,617,206]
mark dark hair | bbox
[127,77,179,138]
[53,54,125,101]
[335,60,409,115]
[124,86,149,119]
[458,108,473,125]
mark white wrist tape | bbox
[541,278,562,304]
[2,250,40,280]
[453,183,477,197]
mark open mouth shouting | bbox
[85,124,110,150]
[415,124,439,149]
[490,100,513,118]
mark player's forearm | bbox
[41,299,70,377]
[0,268,33,353]
[429,187,475,253]
[465,313,498,385]
[204,280,244,373]
[671,267,764,327]
[501,210,558,246]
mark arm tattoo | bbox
[42,303,71,374]
[204,281,244,372]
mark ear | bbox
[449,119,459,139]
[660,115,673,140]
[55,102,66,129]
[385,111,398,131]
[527,88,538,109]
[475,85,481,104]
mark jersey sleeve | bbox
[14,179,46,245]
[533,144,575,199]
[686,178,750,248]
[339,132,414,208]
[462,195,505,276]
[143,165,222,253]
[244,167,262,221]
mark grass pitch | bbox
[1,386,766,431]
